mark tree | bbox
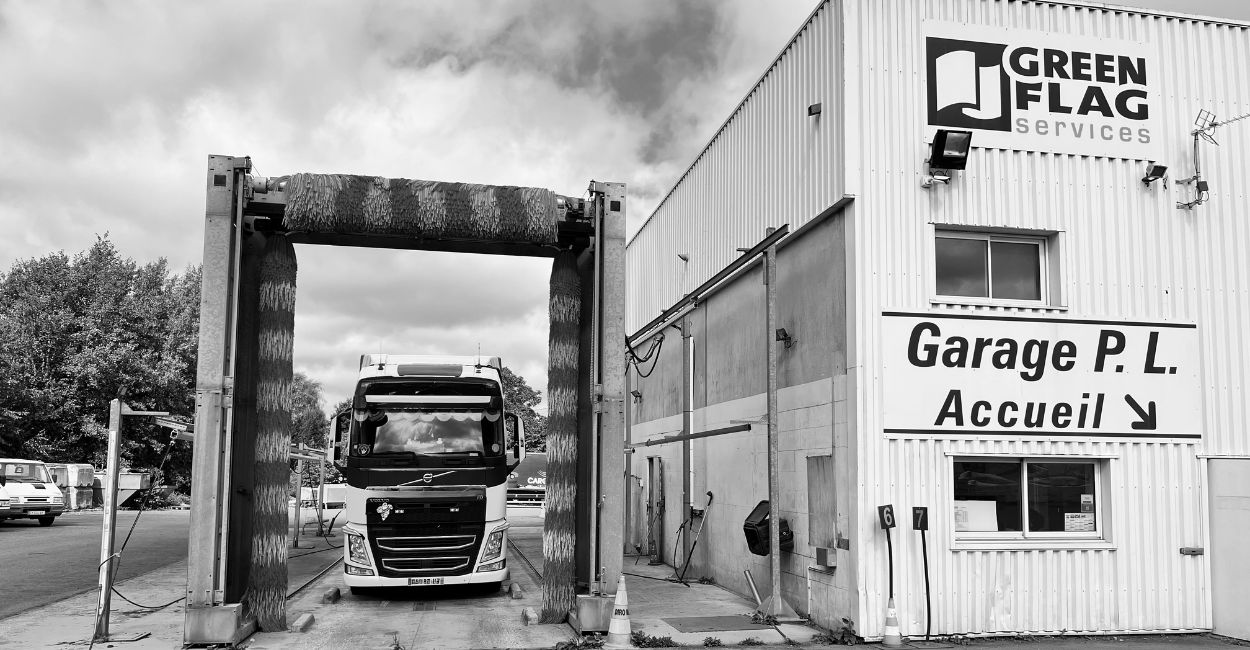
[0,236,200,492]
[500,365,548,452]
[288,373,340,487]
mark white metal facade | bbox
[626,0,1250,640]
[626,0,845,332]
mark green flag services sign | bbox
[881,312,1200,439]
[925,21,1162,160]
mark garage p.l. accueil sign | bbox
[881,312,1200,439]
[925,22,1161,160]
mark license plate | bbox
[29,510,46,516]
[408,577,444,586]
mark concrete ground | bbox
[2,505,1245,649]
[0,513,344,649]
[0,508,190,619]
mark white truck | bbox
[333,355,524,593]
[0,458,65,526]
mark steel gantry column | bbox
[593,182,627,591]
[184,155,255,645]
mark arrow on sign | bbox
[1124,394,1157,431]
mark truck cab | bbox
[334,354,524,592]
[0,459,65,526]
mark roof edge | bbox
[627,0,1249,247]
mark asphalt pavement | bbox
[0,508,189,620]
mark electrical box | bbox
[743,500,794,556]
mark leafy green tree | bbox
[500,365,547,452]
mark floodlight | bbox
[630,390,643,403]
[1141,162,1168,186]
[808,103,822,116]
[775,328,794,349]
[930,129,973,170]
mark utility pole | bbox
[760,228,797,619]
[95,400,168,642]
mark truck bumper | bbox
[7,505,64,518]
[342,564,509,588]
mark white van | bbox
[0,459,64,526]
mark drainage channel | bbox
[507,538,543,582]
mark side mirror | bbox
[332,408,351,464]
[504,413,525,468]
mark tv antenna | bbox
[1177,108,1250,210]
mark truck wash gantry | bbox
[184,155,626,645]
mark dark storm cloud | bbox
[380,1,726,116]
[374,0,729,166]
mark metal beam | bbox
[185,155,251,645]
[628,224,789,346]
[596,182,627,591]
[627,424,752,449]
[761,228,796,619]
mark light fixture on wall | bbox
[922,129,973,189]
[1142,161,1168,187]
[808,102,822,116]
[775,328,795,349]
[630,389,643,403]
[677,253,690,262]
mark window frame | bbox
[949,455,1113,550]
[928,225,1066,310]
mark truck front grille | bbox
[380,557,470,574]
[368,522,484,578]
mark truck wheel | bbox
[38,517,55,527]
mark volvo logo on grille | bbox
[400,470,455,486]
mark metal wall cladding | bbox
[625,0,846,335]
[847,0,1250,637]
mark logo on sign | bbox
[925,23,1158,158]
[928,38,1012,131]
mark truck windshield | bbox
[353,408,501,457]
[2,462,52,483]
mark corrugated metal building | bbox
[625,0,1250,641]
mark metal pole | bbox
[587,184,602,592]
[680,320,693,572]
[291,460,302,549]
[94,399,124,641]
[317,452,326,537]
[596,181,628,592]
[764,228,783,617]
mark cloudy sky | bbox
[2,0,1247,411]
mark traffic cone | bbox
[605,574,631,649]
[882,597,903,647]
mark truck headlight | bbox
[477,559,505,573]
[481,528,505,563]
[52,496,64,504]
[346,532,371,567]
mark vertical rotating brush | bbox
[541,250,580,623]
[242,235,297,631]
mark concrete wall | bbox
[628,211,855,628]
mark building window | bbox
[953,458,1102,539]
[934,231,1048,303]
